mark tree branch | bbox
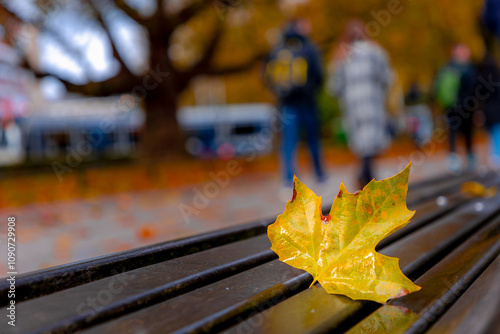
[85,0,134,77]
[206,51,267,75]
[174,20,224,92]
[191,21,224,72]
[0,3,94,78]
[169,0,208,28]
[32,65,141,96]
[156,0,163,16]
[112,0,147,25]
[0,5,23,45]
[176,47,266,93]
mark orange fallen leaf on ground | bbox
[460,181,497,198]
[268,163,421,303]
[137,225,157,240]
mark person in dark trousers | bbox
[435,44,477,173]
[480,3,500,167]
[478,53,500,167]
[265,18,325,188]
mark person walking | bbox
[264,18,325,188]
[481,0,500,167]
[328,19,393,188]
[434,44,477,172]
[482,0,500,46]
[478,53,500,167]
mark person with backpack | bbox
[327,19,393,188]
[265,18,325,188]
[434,44,477,172]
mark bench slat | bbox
[87,261,309,334]
[348,215,500,334]
[405,172,473,192]
[406,172,479,206]
[0,190,464,330]
[0,218,272,306]
[4,184,481,334]
[80,198,500,334]
[1,171,484,307]
[379,191,467,250]
[221,199,500,334]
[0,235,276,334]
[425,255,500,334]
[381,199,500,279]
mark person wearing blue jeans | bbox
[264,18,325,187]
[282,103,324,187]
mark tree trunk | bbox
[140,33,186,158]
[141,90,185,158]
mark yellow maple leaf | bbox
[268,163,421,303]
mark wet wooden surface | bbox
[1,235,276,333]
[222,198,500,334]
[0,191,477,334]
[2,173,500,334]
[347,216,500,334]
[425,256,500,334]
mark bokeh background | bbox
[0,0,493,273]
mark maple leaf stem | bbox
[309,279,318,288]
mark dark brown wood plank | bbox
[82,260,310,334]
[426,255,500,334]
[221,199,500,334]
[378,191,466,249]
[405,172,479,206]
[0,171,483,307]
[406,172,473,192]
[346,216,500,334]
[0,218,272,306]
[0,235,275,334]
[0,188,474,334]
[80,198,500,334]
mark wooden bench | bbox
[1,172,500,334]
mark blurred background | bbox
[0,0,495,273]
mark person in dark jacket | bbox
[435,44,477,172]
[478,54,500,167]
[265,18,325,187]
[481,0,500,167]
[483,0,500,44]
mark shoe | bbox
[447,153,462,174]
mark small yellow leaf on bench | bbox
[268,163,421,304]
[460,181,497,198]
